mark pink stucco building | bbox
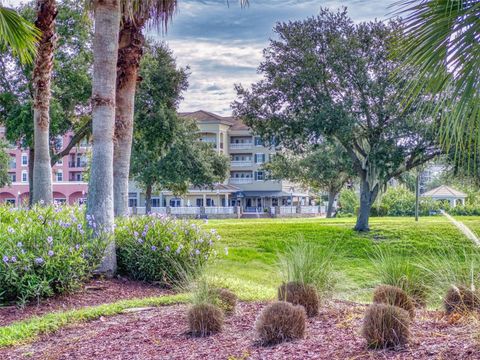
[0,127,88,206]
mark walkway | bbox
[441,210,480,246]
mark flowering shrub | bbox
[115,214,219,286]
[0,204,108,305]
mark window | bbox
[56,158,63,166]
[151,198,161,208]
[21,153,28,166]
[9,155,16,169]
[128,193,138,207]
[254,137,263,146]
[54,136,63,150]
[21,170,28,183]
[255,153,266,164]
[206,198,215,207]
[56,170,63,182]
[8,173,16,182]
[169,198,181,207]
[196,198,204,207]
[255,171,264,181]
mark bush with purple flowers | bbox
[115,214,219,286]
[0,204,108,305]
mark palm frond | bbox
[393,0,480,174]
[0,6,39,63]
[121,0,249,31]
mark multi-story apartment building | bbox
[1,110,313,213]
[128,110,312,212]
[0,126,89,205]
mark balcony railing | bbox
[69,161,87,168]
[230,160,253,167]
[229,178,253,184]
[230,143,253,150]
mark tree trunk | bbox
[145,183,152,214]
[32,0,57,205]
[28,149,34,207]
[354,177,379,232]
[113,19,144,217]
[326,190,336,218]
[87,0,121,276]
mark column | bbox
[225,193,229,207]
[216,132,221,153]
[203,193,207,207]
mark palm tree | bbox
[395,0,480,168]
[0,5,39,63]
[113,0,249,217]
[32,0,57,205]
[113,0,177,217]
[87,0,121,275]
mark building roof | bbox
[179,110,251,131]
[179,110,236,125]
[422,185,467,198]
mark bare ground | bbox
[2,301,479,360]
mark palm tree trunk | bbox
[87,0,121,276]
[32,0,57,205]
[113,19,144,217]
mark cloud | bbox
[7,0,396,115]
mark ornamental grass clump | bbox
[362,303,410,349]
[278,282,319,317]
[216,288,237,315]
[373,285,415,319]
[187,278,224,337]
[277,239,336,314]
[371,247,430,306]
[115,214,219,286]
[255,301,306,345]
[0,204,107,305]
[444,285,480,315]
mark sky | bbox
[7,0,395,115]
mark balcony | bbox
[231,160,253,167]
[69,161,87,168]
[230,143,253,150]
[229,178,253,185]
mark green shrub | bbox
[362,303,410,349]
[337,188,358,216]
[115,214,218,286]
[0,205,107,305]
[371,247,430,306]
[371,186,441,217]
[278,239,337,301]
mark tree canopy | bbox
[0,0,92,156]
[233,8,441,231]
[264,140,354,217]
[131,44,229,210]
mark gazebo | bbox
[422,185,467,207]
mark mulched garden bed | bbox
[0,278,170,326]
[2,301,479,359]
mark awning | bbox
[234,191,306,198]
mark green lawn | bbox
[205,216,480,302]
